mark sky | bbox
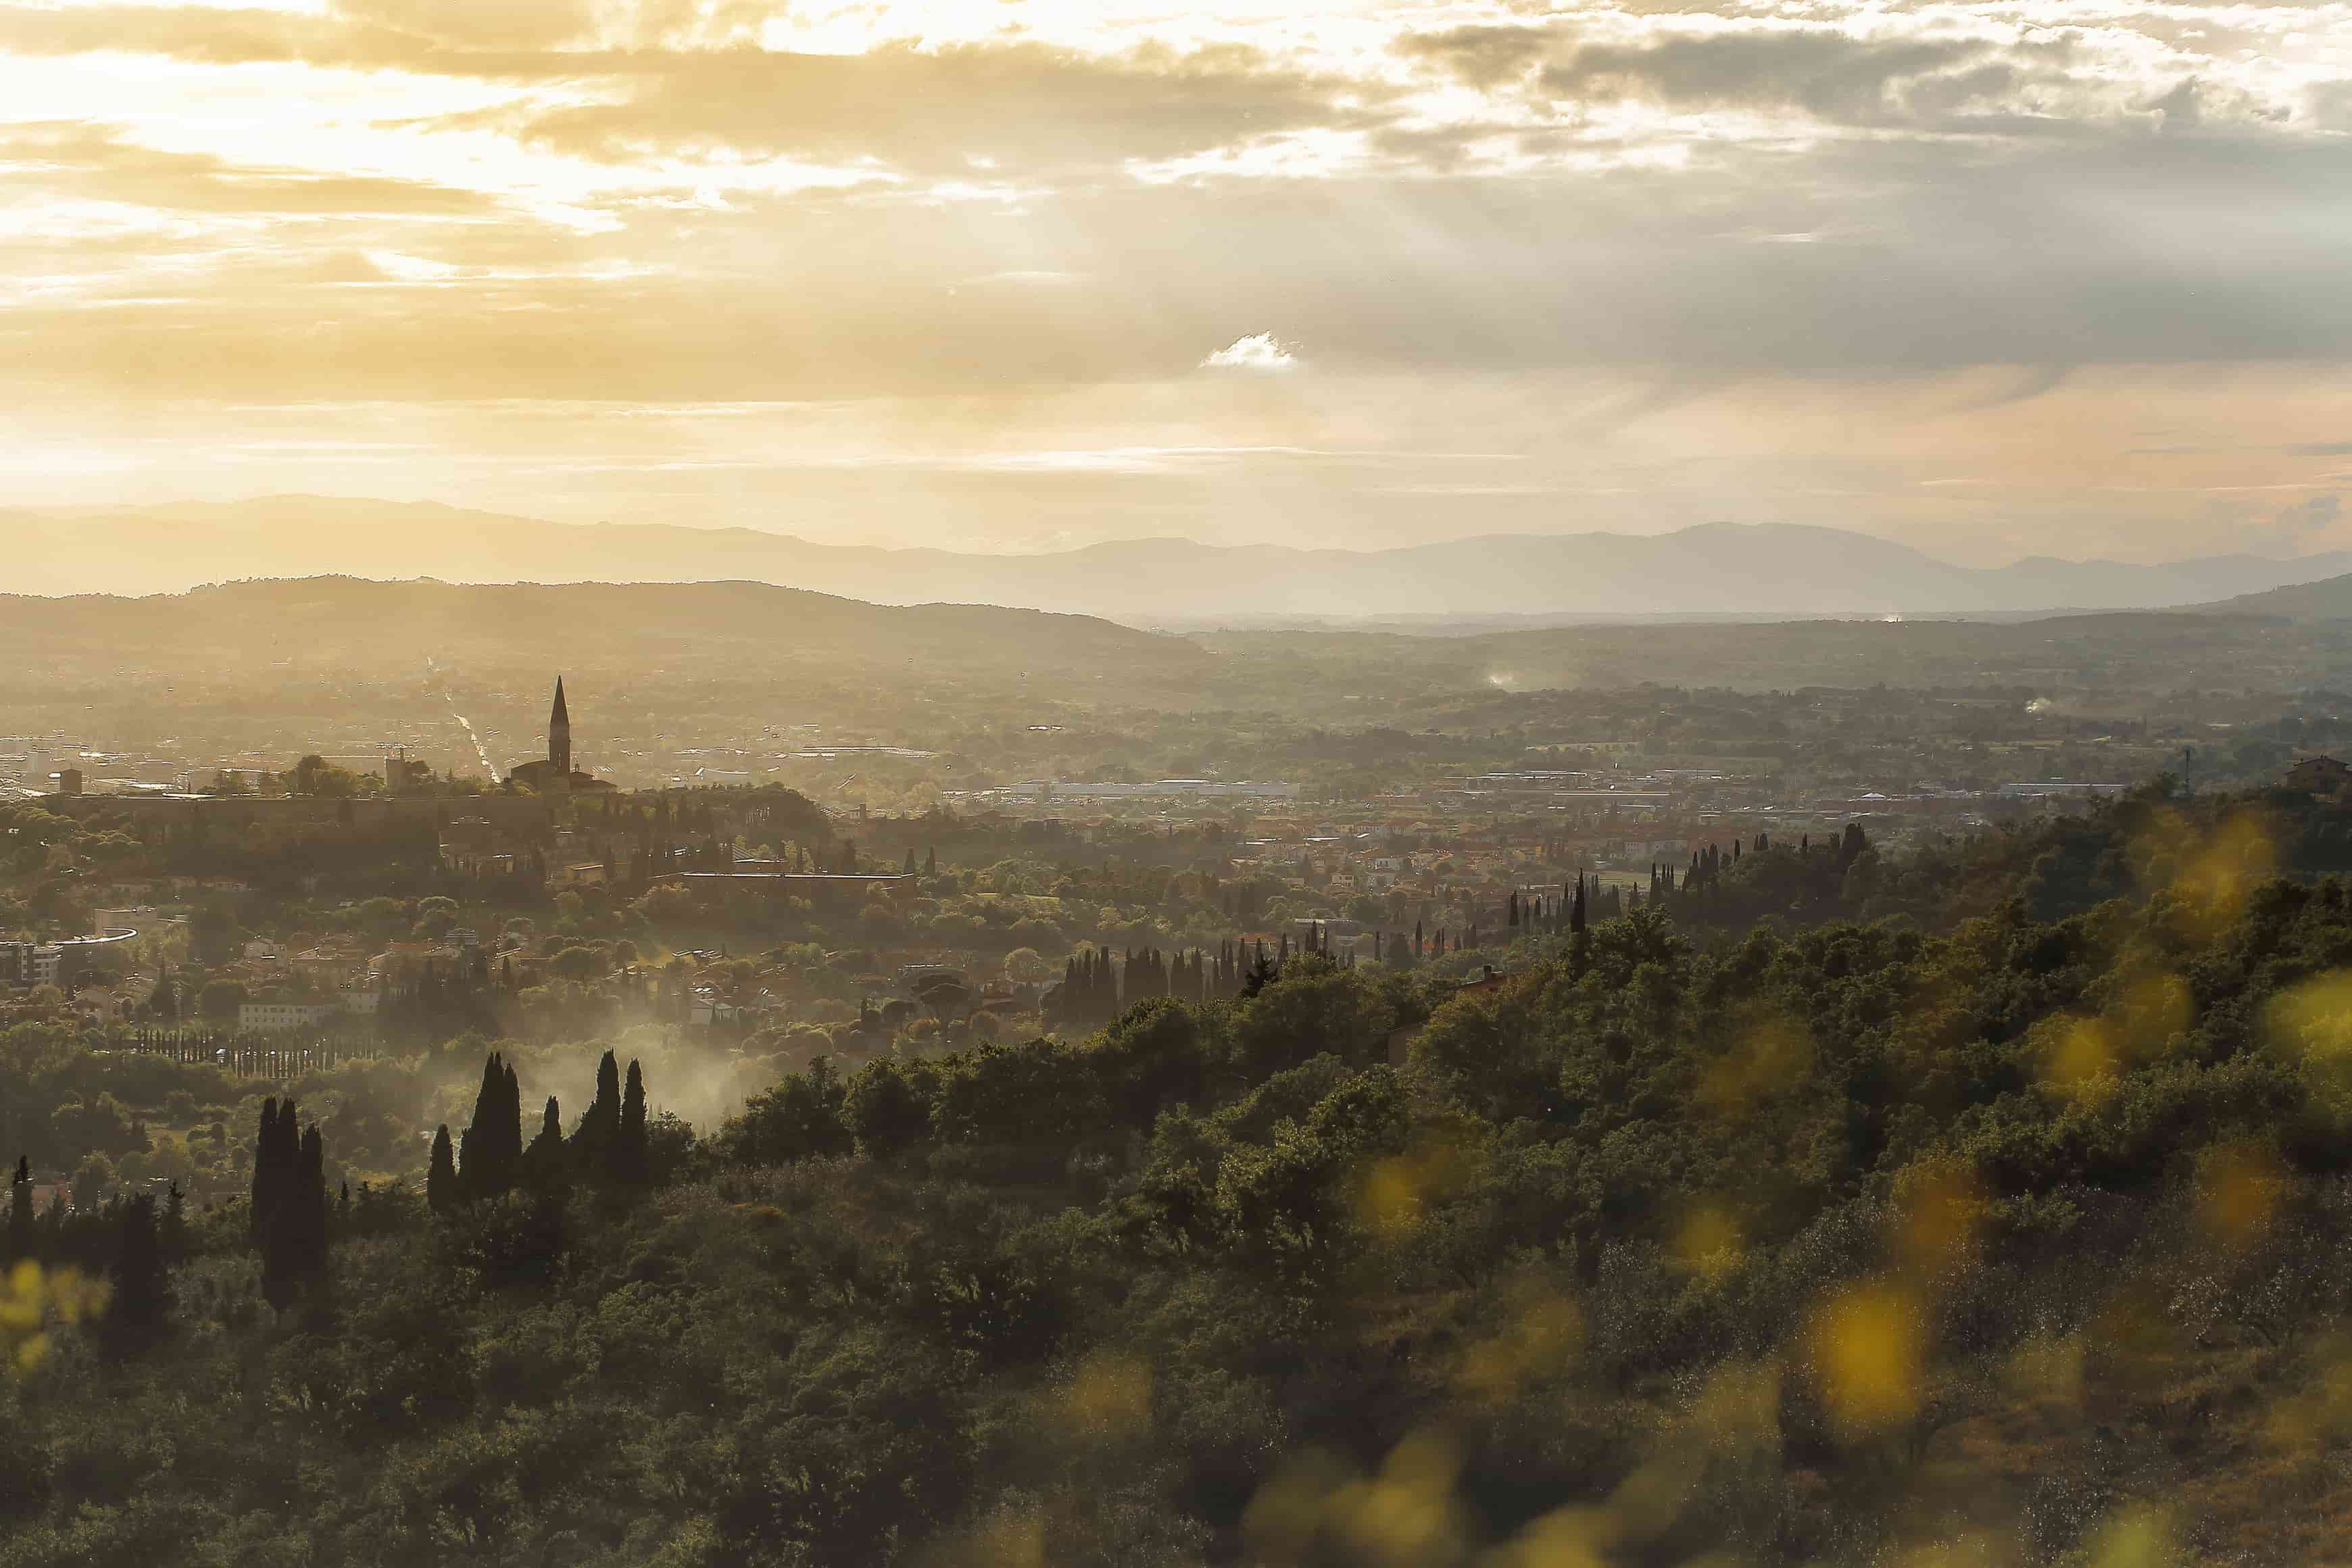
[3,0,2350,565]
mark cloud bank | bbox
[1,0,2349,560]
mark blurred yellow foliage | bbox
[1808,1283,1925,1440]
[2109,971,2192,1059]
[1892,1159,1986,1278]
[2039,1015,2120,1106]
[1690,1361,1780,1452]
[1477,1504,1613,1568]
[1456,1276,1583,1404]
[1240,1449,1355,1566]
[2265,968,2352,1060]
[1060,1349,1151,1436]
[1673,1203,1743,1283]
[2086,1504,2174,1568]
[1698,1012,1814,1115]
[1243,1430,1473,1568]
[0,1259,106,1371]
[965,1498,1045,1568]
[1354,1137,1473,1242]
[2161,808,2276,938]
[2262,969,2352,1125]
[2262,1333,2352,1450]
[2192,1140,2284,1246]
[1330,1428,1470,1568]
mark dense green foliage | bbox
[9,799,2352,1563]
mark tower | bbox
[548,677,571,778]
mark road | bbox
[426,658,501,782]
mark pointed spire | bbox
[548,676,572,775]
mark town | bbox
[11,662,2351,1209]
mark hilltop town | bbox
[9,656,2351,1208]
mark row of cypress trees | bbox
[427,1049,651,1211]
[1055,940,1306,1025]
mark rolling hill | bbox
[2192,568,2352,622]
[0,577,1209,687]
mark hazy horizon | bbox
[19,494,2352,571]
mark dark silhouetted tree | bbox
[249,1097,298,1244]
[572,1048,620,1167]
[6,1156,29,1261]
[262,1121,328,1310]
[426,1125,457,1213]
[460,1053,523,1200]
[160,1180,187,1262]
[103,1194,170,1354]
[523,1096,567,1190]
[844,1058,931,1158]
[615,1060,649,1185]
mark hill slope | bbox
[0,577,1208,685]
[2194,568,2352,622]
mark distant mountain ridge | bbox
[10,496,2349,620]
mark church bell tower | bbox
[549,677,571,777]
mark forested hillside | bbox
[7,793,2352,1565]
[0,577,1210,687]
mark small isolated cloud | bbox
[1201,331,1298,371]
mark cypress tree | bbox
[460,1053,522,1200]
[105,1194,169,1352]
[293,1125,328,1274]
[250,1097,298,1244]
[262,1120,328,1309]
[574,1049,621,1165]
[262,1201,297,1310]
[7,1156,30,1261]
[161,1180,187,1261]
[426,1125,457,1212]
[502,1060,524,1175]
[458,1060,492,1198]
[524,1096,566,1189]
[616,1060,650,1185]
